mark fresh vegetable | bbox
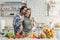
[16,32,20,36]
[18,35,24,38]
[28,35,33,38]
[46,33,51,38]
[24,32,29,37]
[33,33,38,38]
[43,28,54,38]
[40,33,46,39]
[5,32,14,38]
[16,32,24,38]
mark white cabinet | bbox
[55,29,58,39]
[0,17,6,32]
[0,2,26,16]
[0,0,21,2]
[55,29,60,39]
[57,29,60,38]
[46,0,60,17]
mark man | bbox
[13,6,27,35]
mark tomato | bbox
[15,32,24,38]
[20,36,24,38]
[18,35,24,38]
[16,32,20,36]
[40,34,46,39]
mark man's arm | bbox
[13,15,21,29]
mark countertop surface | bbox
[0,38,58,40]
[0,33,58,40]
[0,28,59,40]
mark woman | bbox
[23,8,37,32]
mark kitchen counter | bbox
[0,38,58,40]
[0,35,58,40]
[0,27,59,40]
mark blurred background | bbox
[0,0,60,39]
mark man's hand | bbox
[20,19,23,22]
[19,25,23,31]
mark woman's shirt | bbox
[23,16,33,32]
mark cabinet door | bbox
[58,30,60,39]
[55,29,58,38]
[6,17,13,28]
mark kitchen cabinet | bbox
[54,28,60,39]
[58,30,60,39]
[0,17,6,32]
[0,2,26,16]
[47,0,60,17]
[0,0,21,2]
[54,29,58,39]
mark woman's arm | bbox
[30,17,38,32]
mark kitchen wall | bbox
[26,0,59,24]
[26,0,60,39]
[27,0,60,26]
[0,0,50,24]
[27,0,48,23]
[0,0,58,30]
[0,0,59,24]
[0,0,48,28]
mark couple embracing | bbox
[13,6,37,35]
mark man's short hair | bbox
[20,6,27,12]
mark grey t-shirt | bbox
[23,16,33,32]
